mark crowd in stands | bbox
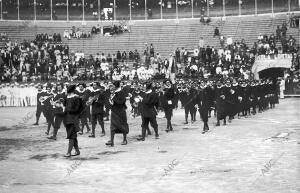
[35,33,62,43]
[63,23,129,40]
[0,21,299,91]
[289,13,299,28]
[0,39,69,83]
[91,23,130,36]
[63,26,92,40]
[1,32,9,41]
[102,24,130,36]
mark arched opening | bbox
[258,67,285,81]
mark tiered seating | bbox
[0,13,299,58]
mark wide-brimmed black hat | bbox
[45,83,52,89]
[56,82,64,88]
[113,81,120,88]
[145,82,152,90]
[67,84,77,94]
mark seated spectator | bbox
[63,30,71,40]
[216,64,222,75]
[214,27,220,37]
[258,34,263,41]
[122,51,127,60]
[227,37,233,46]
[116,51,122,60]
[1,33,8,41]
[91,26,97,34]
[56,66,63,81]
[100,53,106,62]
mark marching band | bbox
[0,78,280,156]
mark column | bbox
[160,0,162,19]
[34,0,36,21]
[288,0,291,13]
[223,0,225,17]
[82,0,84,21]
[113,0,116,21]
[51,0,53,20]
[191,0,193,18]
[238,0,241,16]
[129,0,132,20]
[98,0,100,20]
[145,0,147,20]
[67,0,69,21]
[271,0,274,14]
[1,0,3,20]
[176,0,178,19]
[207,0,210,17]
[255,0,257,15]
[18,0,20,20]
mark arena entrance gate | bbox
[251,54,293,80]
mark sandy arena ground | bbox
[0,98,299,193]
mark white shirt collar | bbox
[115,88,122,92]
[67,93,78,98]
[145,90,152,94]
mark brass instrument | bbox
[109,92,115,105]
[0,95,6,100]
[50,98,65,108]
[86,93,100,106]
[132,95,141,108]
[156,86,166,93]
[39,95,54,105]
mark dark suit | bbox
[180,90,195,123]
[161,87,175,131]
[75,89,91,126]
[35,91,45,122]
[52,92,67,134]
[215,86,227,124]
[197,87,210,131]
[91,91,106,135]
[64,96,82,139]
[197,87,210,122]
[140,91,160,138]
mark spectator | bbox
[276,25,281,40]
[214,27,220,37]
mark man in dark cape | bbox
[106,81,129,146]
[64,84,82,157]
